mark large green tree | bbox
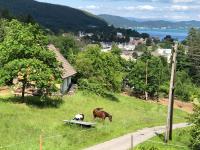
[127,51,167,99]
[48,34,83,64]
[75,45,124,95]
[0,19,61,100]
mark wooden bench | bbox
[63,120,96,128]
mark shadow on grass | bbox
[82,90,119,102]
[0,95,63,108]
[103,93,119,102]
[155,132,165,141]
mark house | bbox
[48,44,77,94]
[100,42,112,52]
[79,31,94,38]
[117,32,123,38]
[152,48,172,63]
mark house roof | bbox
[48,44,77,79]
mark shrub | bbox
[175,71,200,102]
[189,105,200,150]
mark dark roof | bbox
[48,44,77,79]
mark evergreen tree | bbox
[187,28,200,85]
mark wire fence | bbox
[0,128,95,150]
[0,124,191,150]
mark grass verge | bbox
[134,127,191,150]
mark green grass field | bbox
[135,127,191,150]
[0,91,188,150]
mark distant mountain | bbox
[0,0,107,32]
[98,14,138,28]
[99,14,200,29]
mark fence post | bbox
[40,135,42,150]
[131,134,133,149]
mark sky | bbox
[36,0,200,21]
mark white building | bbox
[157,48,172,63]
[49,44,77,94]
[100,42,112,52]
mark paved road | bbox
[84,123,190,150]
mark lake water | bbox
[136,28,188,41]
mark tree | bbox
[0,8,12,20]
[0,19,6,42]
[187,28,200,86]
[0,59,57,101]
[146,38,153,46]
[75,45,124,95]
[176,44,190,72]
[135,44,147,52]
[111,43,122,56]
[0,19,61,100]
[48,34,82,64]
[127,51,167,99]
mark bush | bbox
[189,105,200,150]
[78,78,107,96]
[137,145,160,150]
[175,71,200,102]
[159,83,169,98]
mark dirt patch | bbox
[158,98,193,113]
[0,86,12,97]
[121,92,193,113]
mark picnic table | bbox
[63,120,96,128]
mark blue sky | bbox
[36,0,200,21]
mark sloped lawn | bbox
[0,91,188,150]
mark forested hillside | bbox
[0,0,107,32]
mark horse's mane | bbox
[95,108,103,110]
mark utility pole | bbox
[165,42,178,143]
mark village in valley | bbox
[0,0,200,150]
[79,31,172,62]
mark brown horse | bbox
[93,108,112,122]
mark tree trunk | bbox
[22,80,26,103]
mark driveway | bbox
[84,123,190,150]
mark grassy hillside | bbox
[0,90,187,150]
[0,0,107,32]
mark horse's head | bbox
[108,115,112,122]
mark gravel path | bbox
[84,123,190,150]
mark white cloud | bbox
[137,5,155,10]
[85,5,100,10]
[173,0,194,3]
[170,5,198,11]
[124,5,155,11]
[171,5,190,11]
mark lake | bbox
[136,28,188,41]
